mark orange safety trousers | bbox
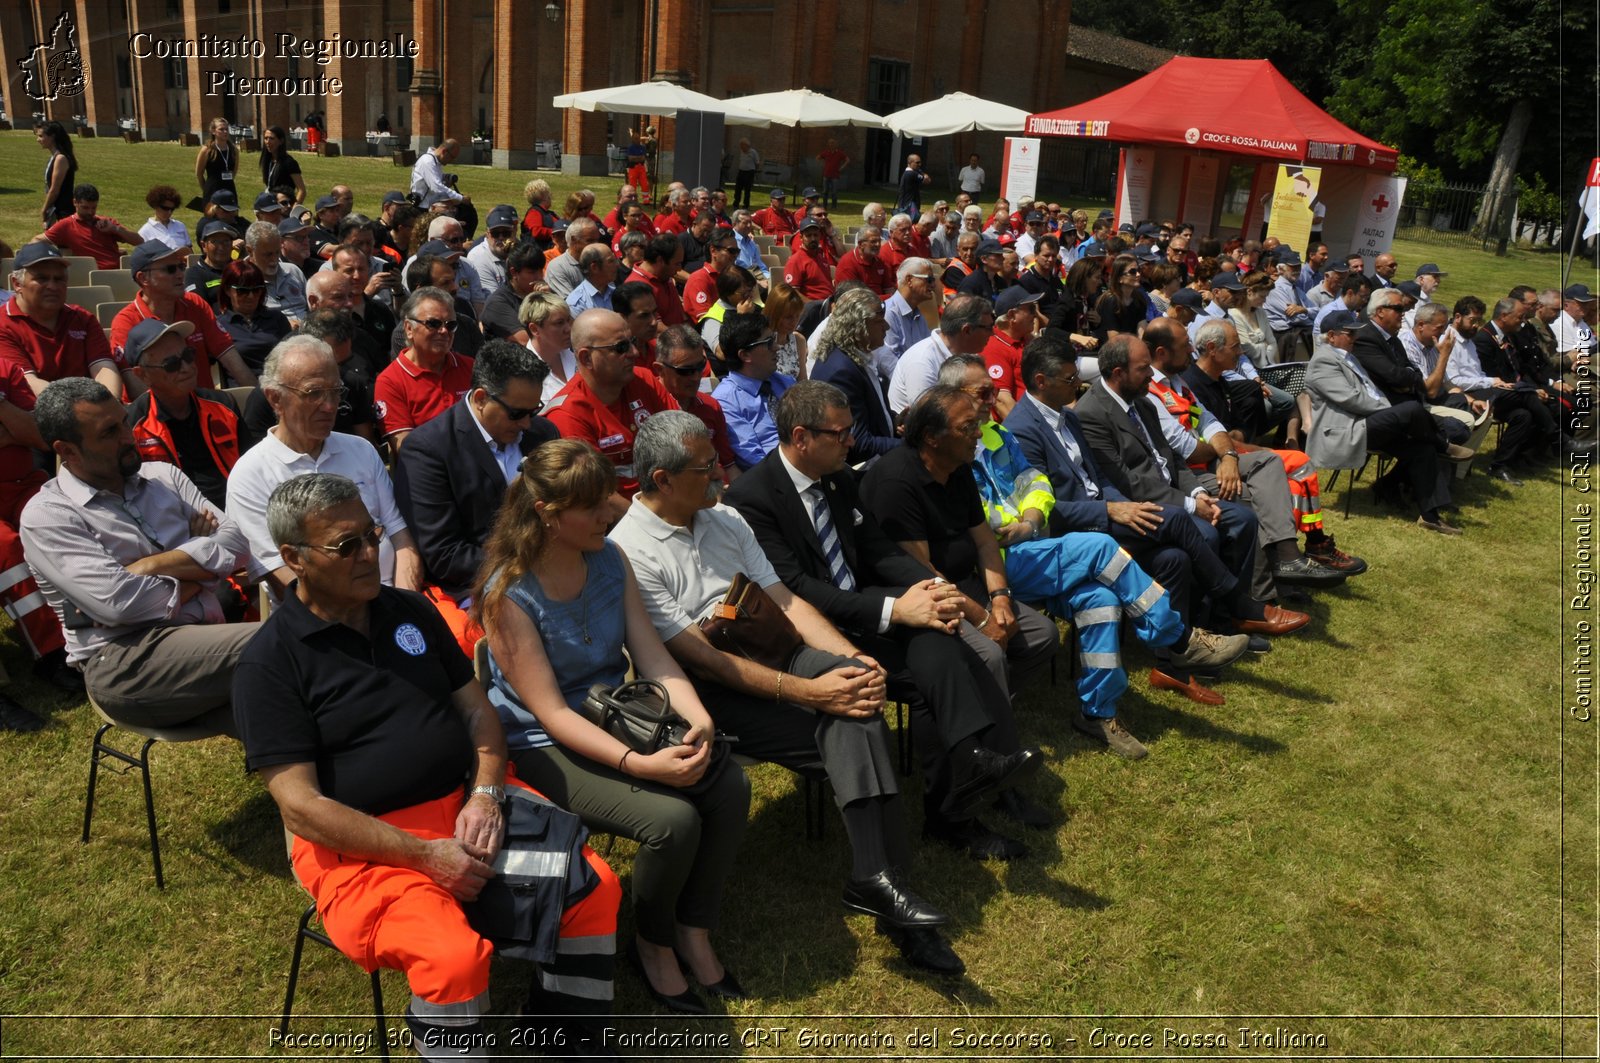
[290,774,621,1010]
[423,585,485,661]
[1274,448,1324,534]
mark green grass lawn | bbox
[0,132,1590,1059]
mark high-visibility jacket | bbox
[129,389,242,477]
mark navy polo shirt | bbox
[234,584,476,815]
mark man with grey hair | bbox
[881,256,937,364]
[879,213,916,276]
[422,215,487,313]
[1400,301,1489,440]
[729,209,770,293]
[227,336,422,593]
[21,376,259,730]
[861,202,887,230]
[835,225,893,299]
[889,294,995,413]
[378,286,476,449]
[545,217,598,298]
[565,243,620,317]
[613,410,978,977]
[245,220,309,324]
[1262,253,1315,359]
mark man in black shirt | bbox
[184,220,236,309]
[234,473,620,1059]
[307,194,344,261]
[479,243,547,345]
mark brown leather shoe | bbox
[1148,668,1226,706]
[1235,603,1311,636]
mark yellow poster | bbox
[1266,164,1321,254]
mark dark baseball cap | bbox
[1414,262,1446,277]
[1170,288,1205,311]
[278,216,310,237]
[419,238,463,260]
[198,219,235,241]
[1077,240,1107,259]
[1026,211,1046,224]
[976,238,1005,257]
[769,187,788,200]
[1275,251,1303,269]
[1118,222,1136,234]
[1322,259,1350,274]
[382,190,410,207]
[1564,283,1596,302]
[1396,280,1423,300]
[800,186,820,199]
[254,192,285,214]
[314,194,340,213]
[123,318,196,366]
[486,205,520,230]
[797,216,822,232]
[994,286,1044,316]
[209,190,239,211]
[12,244,64,270]
[421,191,455,209]
[129,240,188,278]
[1211,272,1246,292]
[1320,309,1361,334]
[1136,223,1159,238]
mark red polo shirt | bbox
[983,330,1028,400]
[0,299,116,383]
[544,367,676,497]
[42,214,130,270]
[0,358,39,480]
[675,390,738,473]
[375,349,474,436]
[111,293,231,387]
[624,266,687,327]
[834,250,893,298]
[751,207,796,238]
[654,212,688,235]
[879,240,912,277]
[909,228,932,259]
[788,231,837,267]
[782,246,834,302]
[681,264,721,323]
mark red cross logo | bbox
[1371,193,1390,213]
[1020,145,1030,155]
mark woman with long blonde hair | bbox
[474,441,749,1015]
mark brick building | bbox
[3,0,1073,185]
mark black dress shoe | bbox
[842,871,949,927]
[627,943,706,1014]
[947,746,1042,816]
[991,787,1054,829]
[876,919,966,977]
[1488,465,1524,486]
[673,950,749,1001]
[924,816,1029,861]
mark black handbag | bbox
[578,680,735,794]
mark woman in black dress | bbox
[194,117,238,207]
[35,120,76,226]
[1092,253,1151,344]
[259,126,306,205]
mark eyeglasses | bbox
[140,348,196,374]
[805,424,853,441]
[740,335,777,352]
[302,525,385,559]
[283,383,349,406]
[663,358,707,376]
[147,263,185,276]
[964,384,998,403]
[587,336,637,356]
[489,393,543,420]
[407,316,459,332]
[676,459,719,476]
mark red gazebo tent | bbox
[1026,57,1397,172]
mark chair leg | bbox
[82,722,113,844]
[370,971,389,1061]
[138,738,164,890]
[280,904,318,1037]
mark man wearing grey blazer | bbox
[1305,310,1468,535]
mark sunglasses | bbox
[587,337,638,356]
[141,348,196,374]
[664,358,707,376]
[407,316,459,332]
[146,263,186,276]
[740,335,777,352]
[230,285,265,295]
[303,525,385,559]
[805,424,852,441]
[489,393,542,420]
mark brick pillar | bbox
[1035,0,1072,106]
[410,0,443,150]
[440,0,475,144]
[180,0,209,138]
[491,0,539,169]
[322,0,369,157]
[560,0,611,176]
[127,0,172,140]
[245,0,290,135]
[0,3,31,128]
[73,0,121,135]
[954,0,986,162]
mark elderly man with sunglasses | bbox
[377,286,476,451]
[544,308,678,498]
[711,311,793,470]
[112,241,257,398]
[227,335,424,594]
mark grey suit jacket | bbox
[1074,380,1203,507]
[1304,347,1391,469]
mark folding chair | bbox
[81,699,232,889]
[88,270,140,302]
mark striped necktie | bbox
[808,484,856,591]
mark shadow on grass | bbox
[209,788,295,881]
[1116,691,1289,755]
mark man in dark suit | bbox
[1473,297,1572,461]
[724,380,1045,859]
[1073,335,1308,638]
[393,339,558,607]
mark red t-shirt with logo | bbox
[834,250,893,298]
[654,212,688,235]
[782,247,834,302]
[751,207,796,238]
[682,265,721,323]
[544,367,676,497]
[983,330,1027,399]
[0,300,116,383]
[111,293,232,387]
[375,350,475,436]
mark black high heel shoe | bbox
[675,949,749,1001]
[627,942,707,1014]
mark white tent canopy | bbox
[721,88,885,129]
[881,91,1030,138]
[551,80,772,127]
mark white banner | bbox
[1114,147,1155,229]
[1351,173,1408,257]
[1177,156,1220,228]
[1000,137,1041,205]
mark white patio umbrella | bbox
[721,88,886,129]
[881,91,1030,138]
[552,80,772,127]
